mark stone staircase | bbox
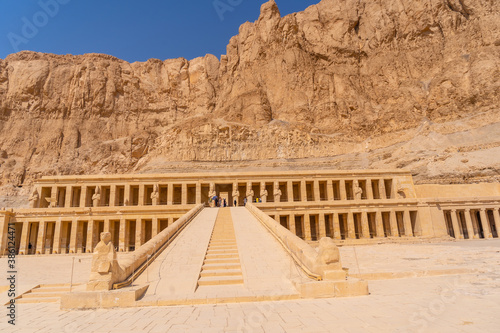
[198,208,244,286]
[14,284,81,304]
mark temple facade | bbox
[1,169,499,256]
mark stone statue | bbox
[396,180,407,198]
[246,183,254,202]
[353,181,363,200]
[29,188,39,208]
[208,182,217,207]
[151,184,159,205]
[274,183,282,202]
[87,232,119,291]
[260,184,268,203]
[92,186,101,207]
[232,183,239,206]
[317,237,341,266]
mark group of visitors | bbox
[210,197,228,207]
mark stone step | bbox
[22,292,65,298]
[202,263,241,270]
[198,276,244,286]
[200,269,243,277]
[207,250,239,255]
[205,254,239,260]
[16,297,60,304]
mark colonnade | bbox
[443,207,500,239]
[269,208,418,241]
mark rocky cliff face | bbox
[0,0,499,206]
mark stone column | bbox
[339,180,347,200]
[274,181,281,203]
[109,185,117,207]
[64,186,72,208]
[80,185,87,207]
[389,210,399,237]
[464,209,477,239]
[139,184,145,206]
[52,220,62,254]
[361,211,370,238]
[181,183,187,205]
[50,186,58,207]
[450,209,462,239]
[136,219,144,248]
[289,214,296,236]
[69,219,78,253]
[196,182,202,205]
[333,213,341,240]
[347,212,356,239]
[480,208,492,238]
[492,208,500,237]
[318,213,326,238]
[379,180,387,199]
[104,218,110,233]
[18,222,30,255]
[366,179,374,200]
[152,217,159,237]
[260,182,267,203]
[375,211,384,237]
[304,214,311,240]
[167,183,173,205]
[86,220,95,253]
[301,180,307,202]
[287,181,294,203]
[403,210,414,237]
[326,180,334,201]
[119,218,126,252]
[35,221,46,254]
[124,185,131,206]
[313,180,321,201]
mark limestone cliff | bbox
[0,0,499,206]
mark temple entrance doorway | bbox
[215,184,234,206]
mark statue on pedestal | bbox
[151,184,159,205]
[353,181,363,201]
[260,184,268,203]
[29,188,39,208]
[92,186,101,207]
[274,183,282,202]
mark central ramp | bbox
[136,207,302,306]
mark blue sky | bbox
[0,0,320,62]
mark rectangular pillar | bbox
[139,184,145,206]
[347,212,356,239]
[389,210,399,237]
[69,219,78,253]
[104,218,110,233]
[480,208,492,238]
[379,180,387,199]
[313,180,321,202]
[464,209,477,239]
[109,185,117,207]
[86,220,95,253]
[340,180,347,200]
[304,214,311,240]
[52,220,62,254]
[35,221,46,254]
[403,210,414,237]
[318,213,326,238]
[366,179,374,200]
[450,209,463,239]
[18,222,30,255]
[301,180,307,202]
[326,180,334,201]
[80,185,88,207]
[50,186,57,207]
[361,211,370,238]
[119,218,126,252]
[167,183,173,205]
[64,186,72,208]
[196,182,202,205]
[124,185,131,206]
[375,211,385,237]
[492,208,500,237]
[332,213,341,240]
[181,183,187,205]
[152,217,159,237]
[287,181,294,203]
[289,213,296,236]
[136,219,144,248]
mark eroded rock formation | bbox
[0,0,499,206]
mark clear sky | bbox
[0,0,320,62]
